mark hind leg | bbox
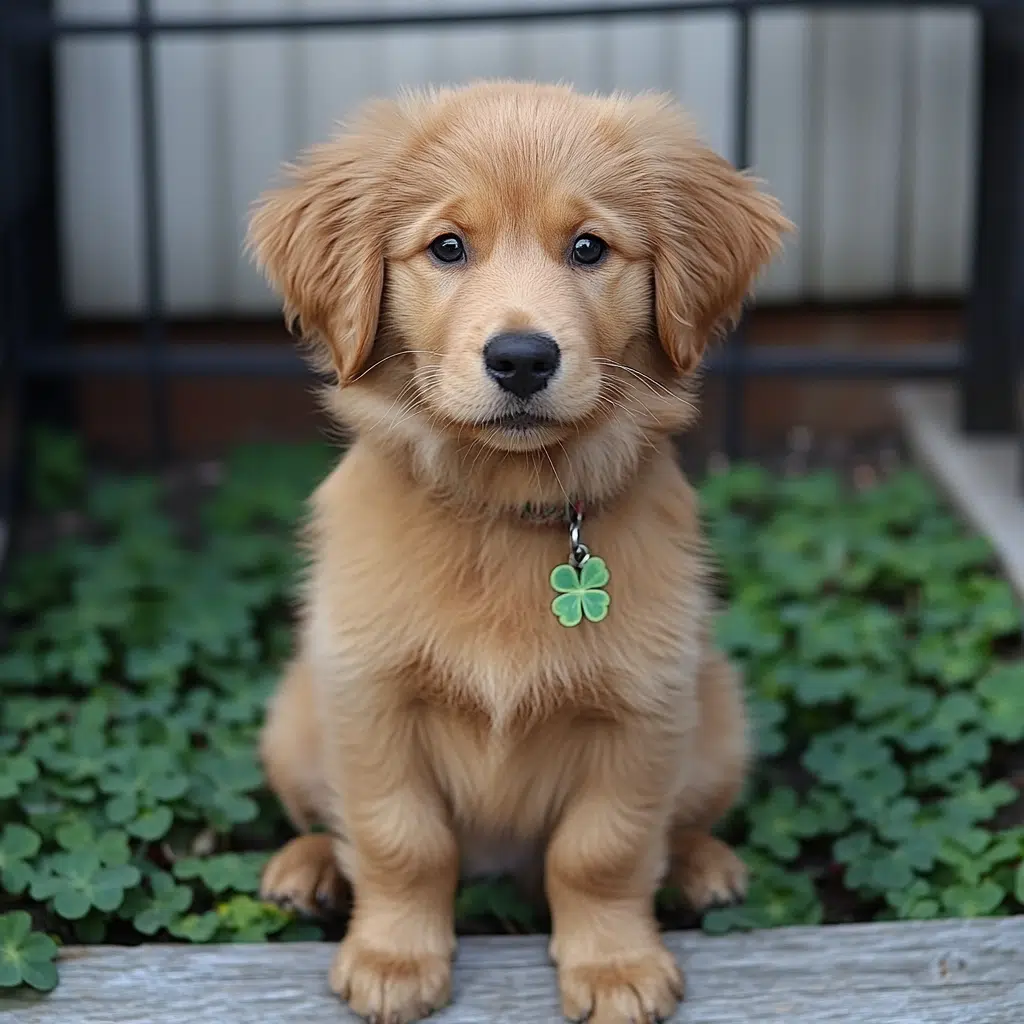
[667,651,750,911]
[259,658,349,916]
[261,834,347,917]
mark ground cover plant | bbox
[1,433,1022,995]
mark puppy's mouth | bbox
[478,410,556,433]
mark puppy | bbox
[250,81,789,1024]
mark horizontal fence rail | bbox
[5,1,1024,37]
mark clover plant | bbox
[0,436,1020,997]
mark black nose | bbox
[483,332,561,400]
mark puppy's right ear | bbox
[248,116,391,385]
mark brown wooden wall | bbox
[70,305,960,463]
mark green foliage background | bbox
[1,436,1022,994]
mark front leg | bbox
[327,705,458,1024]
[546,725,682,1024]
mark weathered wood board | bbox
[2,919,1022,1023]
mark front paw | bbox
[558,943,684,1024]
[329,936,452,1024]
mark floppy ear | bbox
[248,115,391,385]
[649,109,792,374]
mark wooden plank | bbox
[3,919,1022,1023]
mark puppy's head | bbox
[250,82,789,465]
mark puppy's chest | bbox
[419,705,595,840]
[319,494,709,710]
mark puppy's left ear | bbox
[650,111,792,374]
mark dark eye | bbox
[572,234,606,266]
[429,234,465,263]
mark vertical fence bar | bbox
[0,5,20,576]
[0,0,67,577]
[721,5,752,458]
[136,0,171,462]
[962,6,1022,446]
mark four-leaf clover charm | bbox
[550,557,611,627]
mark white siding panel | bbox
[428,0,521,88]
[608,16,670,95]
[526,17,609,94]
[750,11,811,302]
[907,11,978,294]
[220,0,302,313]
[156,0,226,313]
[56,0,140,316]
[54,1,980,314]
[667,14,736,160]
[814,11,910,299]
[297,0,383,147]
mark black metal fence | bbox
[1,1,1022,531]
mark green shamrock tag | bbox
[550,557,611,627]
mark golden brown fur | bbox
[250,81,790,1024]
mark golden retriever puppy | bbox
[250,81,789,1024]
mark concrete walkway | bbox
[895,384,1024,602]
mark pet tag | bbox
[549,503,610,627]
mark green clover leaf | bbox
[456,877,538,933]
[747,696,787,758]
[187,752,263,829]
[132,872,193,936]
[126,806,174,841]
[0,825,42,896]
[98,748,187,834]
[870,834,940,891]
[550,558,610,627]
[0,911,59,992]
[940,880,1005,917]
[55,820,131,866]
[967,578,1022,637]
[168,912,220,943]
[747,788,819,861]
[802,728,895,790]
[873,797,920,843]
[30,851,141,920]
[173,853,268,895]
[977,663,1024,742]
[939,775,1018,830]
[715,605,783,658]
[99,748,189,805]
[886,879,941,921]
[843,763,906,821]
[911,730,990,790]
[214,895,291,942]
[701,903,766,935]
[805,790,851,836]
[703,867,821,932]
[0,754,39,799]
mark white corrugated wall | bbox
[55,0,978,316]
